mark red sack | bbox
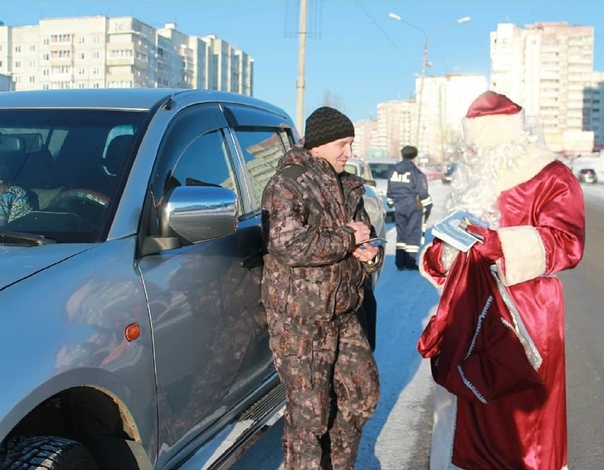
[417,249,543,404]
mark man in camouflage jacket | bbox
[261,106,382,470]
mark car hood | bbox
[0,244,94,289]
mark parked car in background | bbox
[578,168,598,184]
[442,162,458,184]
[345,158,386,287]
[366,158,399,223]
[345,157,375,185]
[0,88,299,470]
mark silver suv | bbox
[0,89,298,469]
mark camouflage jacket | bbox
[261,145,383,324]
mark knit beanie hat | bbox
[401,145,418,159]
[304,106,355,149]
[462,91,526,147]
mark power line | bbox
[353,0,415,67]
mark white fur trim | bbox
[430,384,462,470]
[496,226,546,286]
[462,110,526,147]
[496,145,556,192]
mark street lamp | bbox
[388,13,470,149]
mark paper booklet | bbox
[431,209,489,252]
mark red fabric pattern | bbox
[420,160,584,469]
[417,249,542,404]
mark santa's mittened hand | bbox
[466,225,503,262]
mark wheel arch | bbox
[1,370,154,469]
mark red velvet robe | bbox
[420,160,585,470]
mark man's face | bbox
[311,136,354,173]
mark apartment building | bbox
[355,74,487,163]
[584,71,604,150]
[0,16,253,95]
[491,22,597,153]
[418,74,488,160]
[370,100,414,158]
[358,20,604,160]
[352,118,378,159]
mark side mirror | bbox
[160,186,238,243]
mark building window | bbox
[50,34,72,43]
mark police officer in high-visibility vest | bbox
[387,145,433,270]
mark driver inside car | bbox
[0,155,35,226]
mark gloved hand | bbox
[465,225,503,262]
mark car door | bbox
[136,103,275,467]
[220,104,296,406]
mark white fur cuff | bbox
[496,225,545,286]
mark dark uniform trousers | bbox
[267,311,380,470]
[394,199,423,269]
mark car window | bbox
[368,162,396,179]
[233,128,290,211]
[151,103,240,214]
[170,130,240,212]
[0,109,148,242]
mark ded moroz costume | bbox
[418,91,585,470]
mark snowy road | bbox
[231,179,604,470]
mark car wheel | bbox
[0,436,98,470]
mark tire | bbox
[0,436,98,470]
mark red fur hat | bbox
[462,91,526,147]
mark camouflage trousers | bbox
[267,311,380,470]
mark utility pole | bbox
[296,0,308,133]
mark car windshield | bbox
[0,109,149,244]
[368,162,395,179]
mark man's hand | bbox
[346,221,371,246]
[352,243,379,264]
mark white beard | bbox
[445,142,529,229]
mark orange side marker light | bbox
[125,323,141,342]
